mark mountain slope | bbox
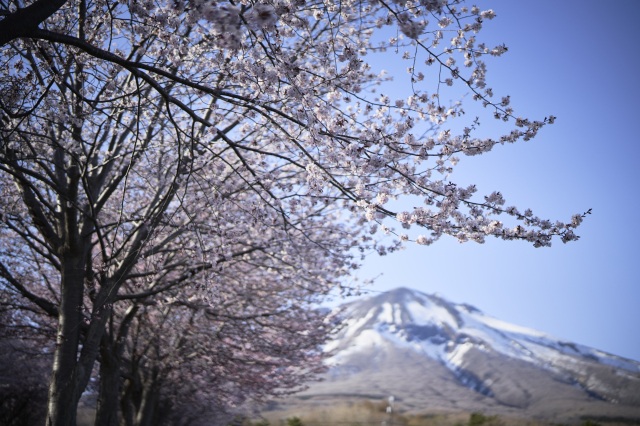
[288,288,640,421]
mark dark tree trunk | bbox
[45,255,85,426]
[135,379,161,426]
[95,338,121,426]
[45,160,92,426]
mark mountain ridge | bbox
[275,287,640,422]
[327,287,639,374]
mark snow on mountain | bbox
[327,287,639,374]
[293,287,640,420]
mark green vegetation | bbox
[466,412,503,426]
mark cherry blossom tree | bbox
[90,172,353,425]
[0,95,360,425]
[0,1,588,425]
[108,288,335,426]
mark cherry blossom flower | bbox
[398,13,427,40]
[247,3,279,29]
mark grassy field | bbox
[254,399,640,426]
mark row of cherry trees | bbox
[0,0,586,425]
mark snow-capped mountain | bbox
[289,288,640,421]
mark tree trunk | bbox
[135,368,161,426]
[95,338,121,426]
[96,304,139,426]
[46,256,85,426]
[121,359,144,426]
[46,159,90,426]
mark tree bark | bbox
[45,254,85,426]
[0,0,69,45]
[95,338,121,426]
[45,159,89,426]
[95,304,138,426]
[134,369,161,426]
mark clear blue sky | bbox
[350,0,640,362]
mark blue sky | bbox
[350,0,640,362]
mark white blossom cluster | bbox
[2,0,587,275]
[398,12,427,39]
